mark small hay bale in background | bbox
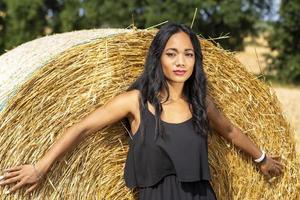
[0,28,299,200]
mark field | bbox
[273,86,300,152]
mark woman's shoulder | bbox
[119,89,140,111]
[105,89,140,113]
[123,89,140,101]
[120,89,141,123]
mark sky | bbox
[265,0,281,21]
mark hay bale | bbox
[0,28,299,200]
[0,28,131,111]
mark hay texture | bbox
[0,28,130,111]
[0,28,299,200]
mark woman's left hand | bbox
[259,155,284,182]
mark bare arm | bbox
[205,95,283,179]
[36,90,136,175]
[0,90,138,194]
[205,95,262,159]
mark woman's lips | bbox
[173,70,186,76]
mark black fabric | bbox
[124,102,212,189]
[138,174,217,200]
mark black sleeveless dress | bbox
[124,102,217,200]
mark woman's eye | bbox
[166,53,176,57]
[186,53,194,57]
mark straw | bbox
[0,29,299,199]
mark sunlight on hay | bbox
[0,28,130,111]
[0,29,299,200]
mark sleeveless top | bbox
[124,102,211,188]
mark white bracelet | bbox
[254,150,266,163]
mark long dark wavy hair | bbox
[125,22,211,143]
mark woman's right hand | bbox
[0,164,43,195]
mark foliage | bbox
[0,0,274,54]
[267,0,300,84]
[0,0,6,53]
[3,0,45,50]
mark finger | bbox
[270,167,280,176]
[275,163,284,172]
[276,164,284,174]
[276,167,282,175]
[263,172,271,179]
[267,156,284,168]
[268,176,277,183]
[2,171,20,179]
[270,155,281,160]
[9,179,27,193]
[3,166,22,173]
[273,160,284,168]
[0,176,22,186]
[263,171,272,181]
[25,183,38,195]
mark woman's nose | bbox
[175,54,185,66]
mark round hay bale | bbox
[0,28,131,111]
[0,28,299,200]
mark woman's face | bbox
[160,31,195,83]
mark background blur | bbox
[0,0,299,151]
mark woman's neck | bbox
[158,81,185,102]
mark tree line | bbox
[0,0,299,83]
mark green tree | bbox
[57,0,137,31]
[130,0,273,50]
[0,0,273,54]
[0,0,6,54]
[3,0,47,50]
[267,0,300,83]
[57,0,273,50]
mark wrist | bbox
[35,159,51,177]
[254,150,267,164]
[32,163,43,180]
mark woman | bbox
[0,22,283,199]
